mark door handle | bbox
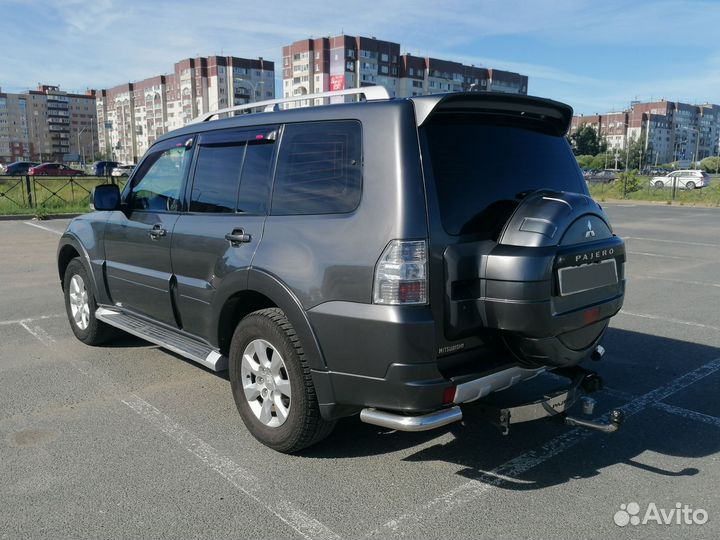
[148,224,167,239]
[225,229,252,246]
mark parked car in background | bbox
[586,169,617,183]
[651,170,710,189]
[3,161,40,175]
[110,164,135,177]
[28,163,85,176]
[91,161,120,176]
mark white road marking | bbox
[0,313,64,326]
[122,395,340,540]
[13,316,340,540]
[624,236,720,248]
[653,402,720,429]
[627,251,689,260]
[628,274,720,288]
[619,310,720,332]
[18,321,57,346]
[23,221,63,235]
[364,357,720,538]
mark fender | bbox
[57,232,107,304]
[234,268,328,372]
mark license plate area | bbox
[558,259,618,296]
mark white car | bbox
[110,164,135,177]
[651,170,710,190]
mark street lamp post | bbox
[77,126,88,167]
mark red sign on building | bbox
[330,75,345,91]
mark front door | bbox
[103,135,193,325]
[171,125,278,342]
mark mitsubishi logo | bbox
[585,220,596,238]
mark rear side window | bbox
[271,121,362,215]
[424,117,584,236]
[189,126,277,214]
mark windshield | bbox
[423,117,585,236]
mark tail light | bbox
[373,240,428,305]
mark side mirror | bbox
[91,184,121,211]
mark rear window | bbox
[424,118,584,236]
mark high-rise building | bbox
[571,99,720,165]
[97,56,275,163]
[0,85,97,164]
[282,34,527,105]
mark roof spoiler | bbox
[411,93,574,135]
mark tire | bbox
[229,308,335,453]
[63,258,114,345]
[685,181,695,190]
[654,181,664,188]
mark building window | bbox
[381,53,389,62]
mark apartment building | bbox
[282,34,527,105]
[571,99,720,164]
[0,85,97,164]
[97,56,275,163]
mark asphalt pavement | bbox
[1,203,719,539]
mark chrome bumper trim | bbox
[359,406,462,432]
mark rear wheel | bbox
[63,258,113,345]
[229,308,335,453]
[685,181,696,190]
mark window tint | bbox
[189,127,276,214]
[238,141,274,214]
[271,121,361,215]
[129,139,191,212]
[424,117,585,236]
[190,144,244,213]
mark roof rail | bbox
[190,86,391,124]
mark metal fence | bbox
[0,174,127,211]
[588,174,720,205]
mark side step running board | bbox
[96,307,227,371]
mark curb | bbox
[0,213,82,221]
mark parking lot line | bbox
[628,274,720,289]
[624,236,720,248]
[652,402,720,430]
[122,395,340,540]
[18,321,56,347]
[619,310,720,332]
[23,221,63,235]
[363,357,720,538]
[627,251,692,260]
[0,313,64,326]
[11,315,340,540]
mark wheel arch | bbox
[215,269,328,372]
[57,234,101,300]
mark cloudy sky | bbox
[1,0,719,114]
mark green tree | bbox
[576,154,594,169]
[623,137,649,170]
[570,124,607,156]
[700,156,720,173]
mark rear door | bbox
[171,125,278,341]
[103,135,193,325]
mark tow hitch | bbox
[475,366,624,435]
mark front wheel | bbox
[654,180,664,188]
[63,258,113,345]
[229,308,335,453]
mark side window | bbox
[271,120,362,215]
[189,126,276,214]
[129,140,192,212]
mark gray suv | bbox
[58,89,626,452]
